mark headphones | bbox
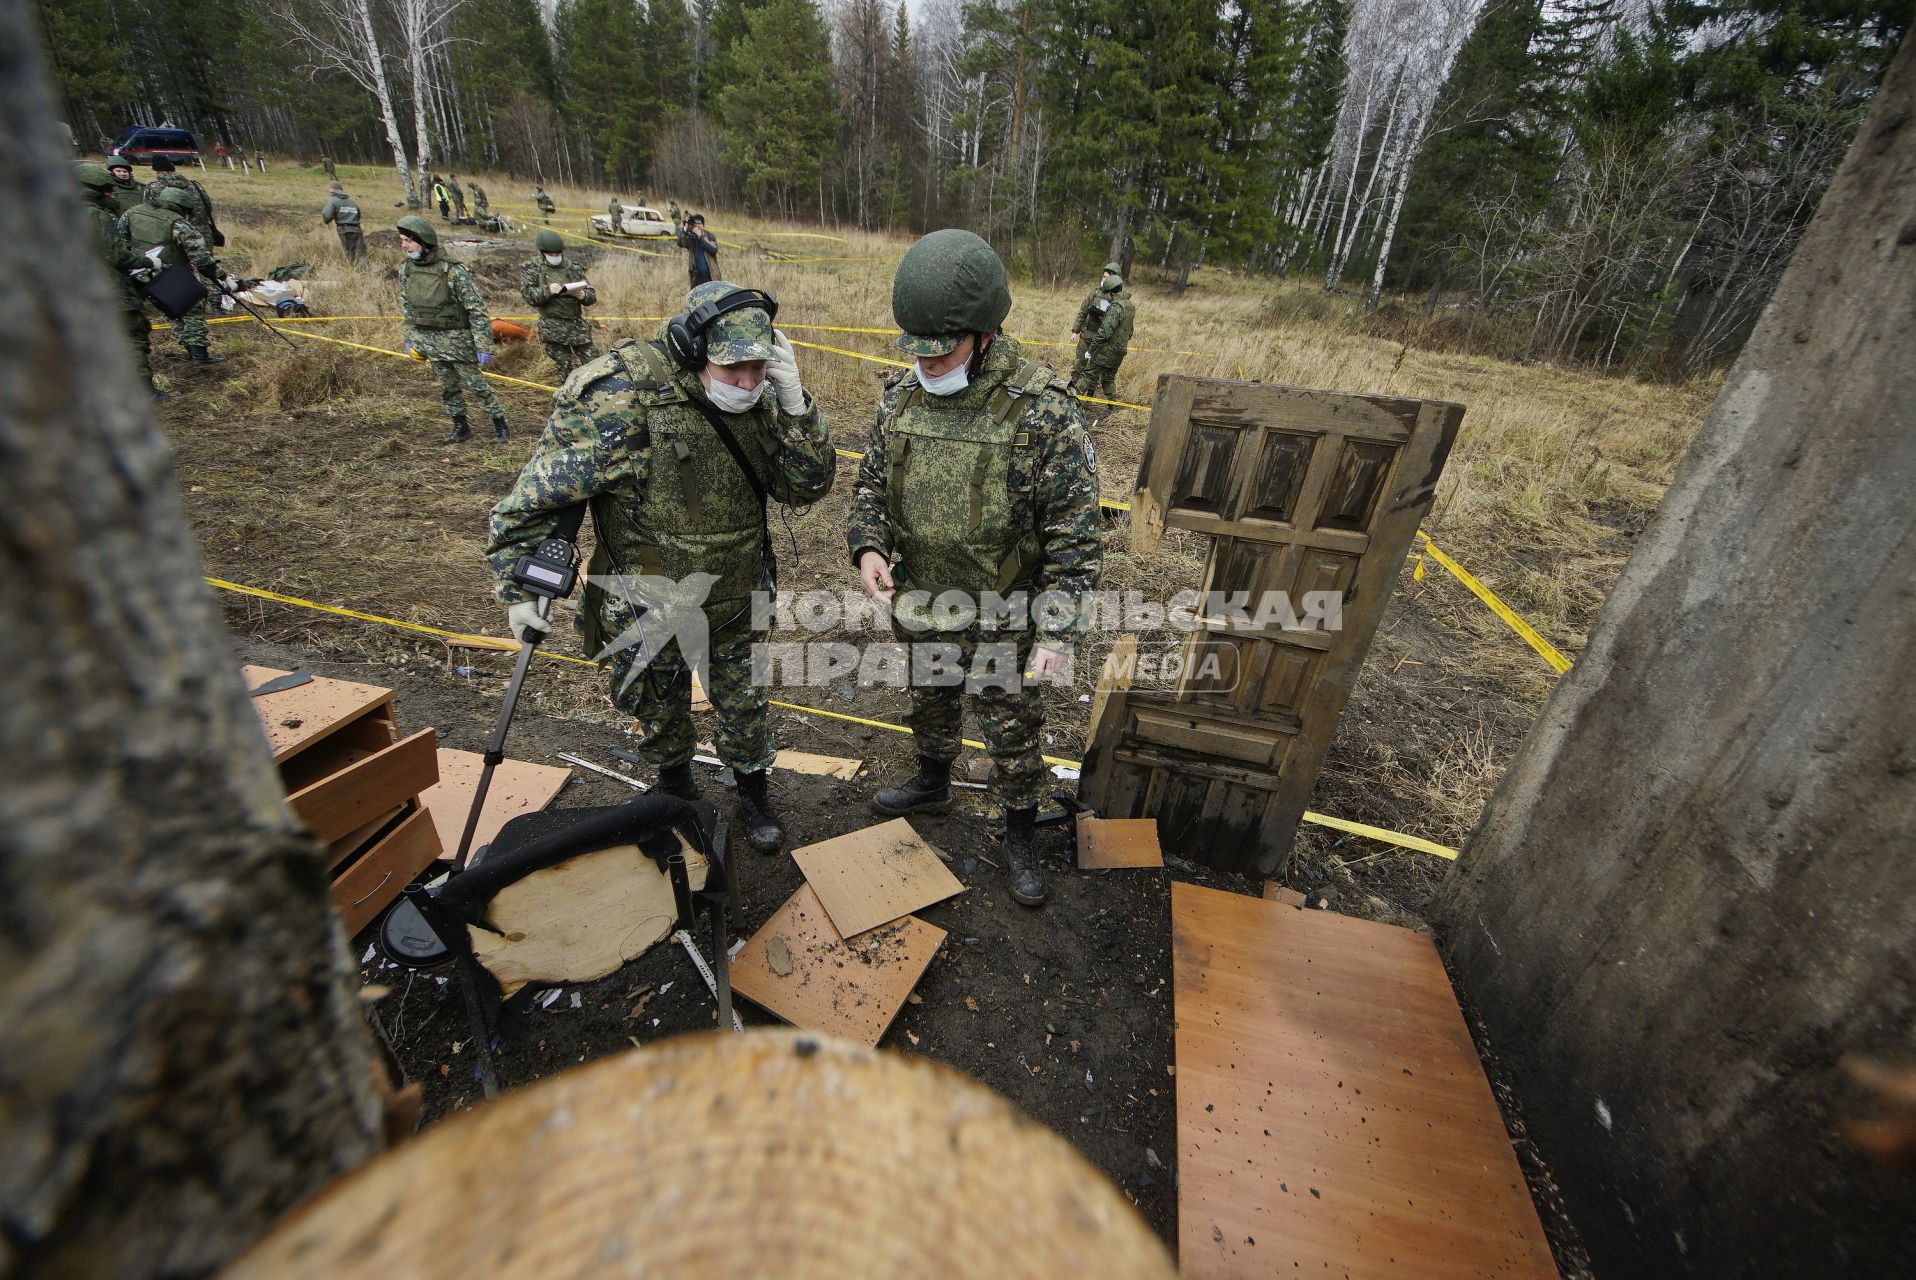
[664,287,779,371]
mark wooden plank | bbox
[790,818,964,939]
[286,727,439,845]
[1171,883,1555,1279]
[1075,817,1163,869]
[421,748,571,862]
[330,806,442,937]
[243,665,395,764]
[1261,881,1306,907]
[325,804,405,874]
[467,840,707,999]
[730,883,945,1049]
[773,749,863,779]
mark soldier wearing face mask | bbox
[486,281,835,854]
[846,229,1104,908]
[520,229,598,373]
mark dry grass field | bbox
[163,160,1716,911]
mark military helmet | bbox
[73,161,115,193]
[1103,261,1122,275]
[535,230,564,253]
[395,213,439,248]
[155,186,198,215]
[892,228,1011,357]
[105,156,134,175]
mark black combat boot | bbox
[1002,805,1047,907]
[491,415,510,442]
[187,346,223,365]
[443,414,472,443]
[871,756,952,816]
[657,761,697,800]
[735,769,783,853]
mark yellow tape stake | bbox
[203,575,1454,858]
[1415,531,1571,673]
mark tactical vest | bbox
[532,261,583,324]
[886,356,1053,605]
[402,255,467,329]
[122,203,184,269]
[580,340,778,650]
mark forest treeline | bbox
[36,0,1912,374]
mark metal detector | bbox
[210,276,300,350]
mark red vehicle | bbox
[105,126,200,167]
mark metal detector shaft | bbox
[214,278,299,349]
[452,628,543,873]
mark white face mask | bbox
[705,377,763,414]
[916,359,971,397]
[404,247,423,261]
[544,253,564,266]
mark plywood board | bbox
[421,748,571,861]
[774,749,864,779]
[730,883,945,1049]
[790,818,963,938]
[244,665,394,763]
[1076,816,1164,869]
[469,839,707,998]
[1262,881,1306,906]
[1172,882,1556,1280]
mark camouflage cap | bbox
[892,228,1011,357]
[72,161,114,192]
[688,280,774,365]
[535,230,564,253]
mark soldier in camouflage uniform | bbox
[847,229,1104,907]
[121,185,224,365]
[320,181,367,265]
[533,184,554,222]
[104,158,143,215]
[77,163,165,397]
[1069,260,1134,411]
[521,230,598,374]
[144,156,214,240]
[395,214,510,443]
[607,196,624,234]
[487,281,835,852]
[447,173,467,221]
[468,180,488,214]
[321,154,336,179]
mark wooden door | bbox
[1080,376,1462,874]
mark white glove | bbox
[548,282,565,296]
[766,329,806,416]
[508,600,551,642]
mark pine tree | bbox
[714,0,834,216]
[555,0,654,184]
[649,0,698,117]
[32,0,135,146]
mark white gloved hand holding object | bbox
[508,600,551,642]
[548,282,565,296]
[765,329,806,416]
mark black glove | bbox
[198,260,222,282]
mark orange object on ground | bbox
[490,318,532,342]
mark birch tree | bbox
[275,0,423,204]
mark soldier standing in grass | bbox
[104,158,143,215]
[447,172,467,222]
[468,179,488,215]
[396,214,510,444]
[121,186,224,366]
[321,154,336,179]
[77,162,165,398]
[486,281,834,853]
[521,230,598,374]
[321,181,367,265]
[145,156,215,242]
[607,195,624,234]
[1069,261,1134,414]
[847,229,1104,908]
[534,184,555,221]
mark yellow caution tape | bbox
[279,328,561,394]
[1414,531,1572,673]
[204,573,1453,858]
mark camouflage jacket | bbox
[119,203,215,275]
[468,183,488,211]
[87,193,147,311]
[399,248,493,359]
[144,173,212,231]
[534,187,554,211]
[846,335,1103,643]
[108,178,143,216]
[519,255,597,344]
[487,331,835,619]
[1073,288,1134,363]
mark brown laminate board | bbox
[244,665,394,763]
[1076,816,1164,869]
[1172,882,1556,1280]
[789,818,963,938]
[1262,881,1306,906]
[730,883,945,1049]
[421,748,571,861]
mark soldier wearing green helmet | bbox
[103,157,143,215]
[1070,260,1134,412]
[395,214,508,443]
[76,162,164,396]
[487,280,835,854]
[121,184,223,365]
[847,228,1105,908]
[520,230,599,374]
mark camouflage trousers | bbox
[121,305,152,387]
[893,620,1047,810]
[164,297,209,350]
[428,358,504,421]
[336,227,367,264]
[543,340,596,375]
[1069,355,1122,400]
[604,600,774,775]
